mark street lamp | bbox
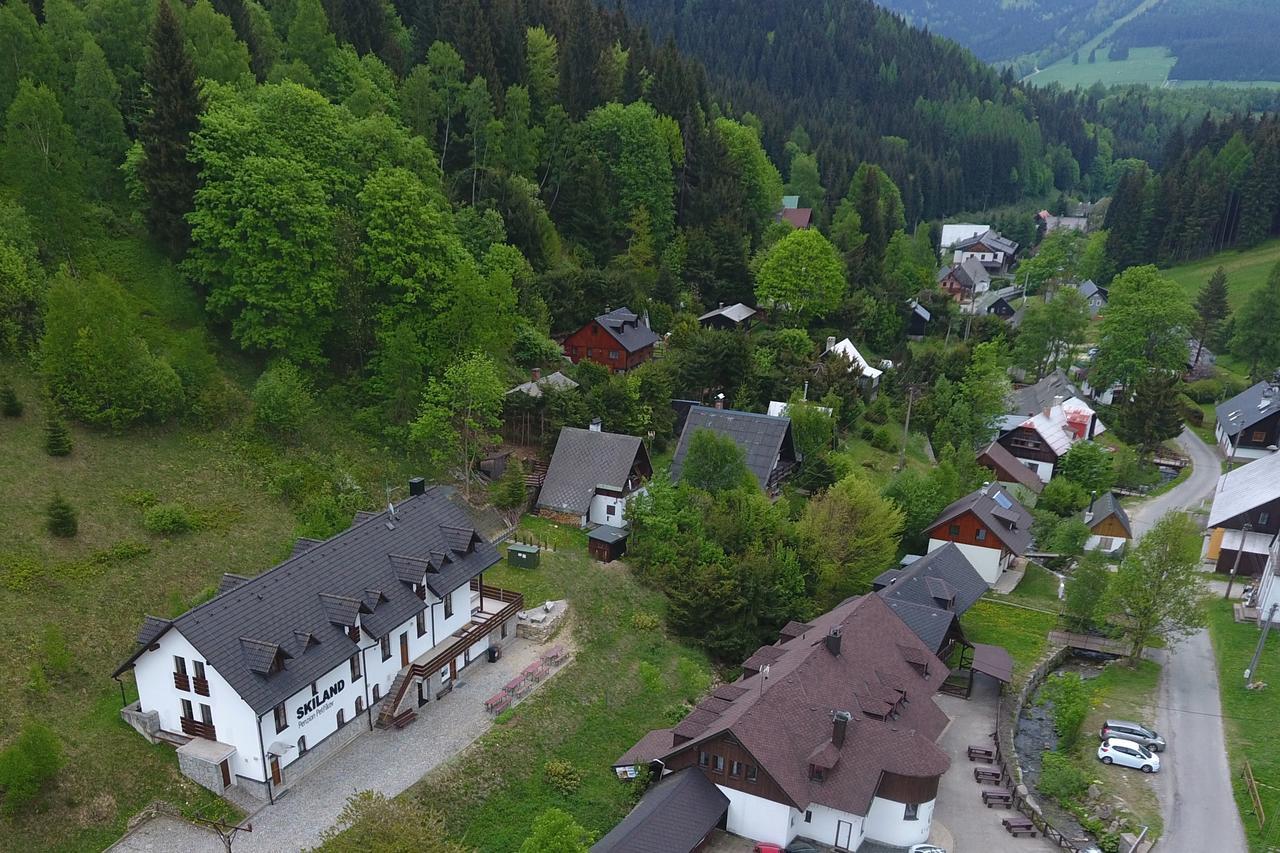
[1225,521,1254,600]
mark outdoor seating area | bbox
[485,642,571,715]
[967,733,1037,836]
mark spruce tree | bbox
[45,492,78,538]
[138,0,202,255]
[1,383,22,417]
[1192,265,1230,359]
[44,410,72,456]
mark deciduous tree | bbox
[1106,511,1204,664]
[1013,288,1089,380]
[753,228,844,324]
[409,354,505,497]
[680,428,755,493]
[798,473,904,605]
[1092,265,1194,391]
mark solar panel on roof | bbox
[993,491,1012,509]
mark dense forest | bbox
[1112,0,1280,83]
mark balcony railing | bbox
[180,717,217,741]
[173,672,190,691]
[193,677,210,697]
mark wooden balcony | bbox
[179,717,217,741]
[173,672,190,691]
[192,677,210,697]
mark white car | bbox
[908,846,947,853]
[1097,737,1160,773]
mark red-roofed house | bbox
[611,595,950,850]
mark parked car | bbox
[1097,737,1160,773]
[1099,719,1166,752]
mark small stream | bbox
[1014,655,1111,850]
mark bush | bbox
[1177,394,1204,427]
[1041,672,1091,750]
[40,273,182,429]
[1064,552,1111,631]
[143,503,195,535]
[252,360,316,439]
[859,424,876,441]
[43,410,71,456]
[630,612,660,631]
[0,723,63,815]
[542,759,582,795]
[871,427,897,452]
[1,384,22,417]
[1048,517,1091,557]
[1039,477,1089,516]
[1039,751,1089,802]
[45,493,77,538]
[1183,378,1223,404]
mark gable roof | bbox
[976,440,1045,494]
[974,285,1021,314]
[505,370,579,398]
[876,543,987,616]
[955,229,1018,256]
[1208,449,1280,527]
[1077,280,1106,301]
[1008,370,1085,415]
[669,407,797,490]
[697,302,757,326]
[617,595,950,818]
[778,208,812,229]
[594,307,660,354]
[927,483,1033,555]
[1000,405,1080,457]
[909,299,931,321]
[537,427,648,516]
[823,337,883,379]
[879,599,955,655]
[1084,492,1132,538]
[114,487,499,714]
[781,195,800,209]
[940,223,989,249]
[939,257,991,292]
[591,767,729,853]
[1216,380,1280,437]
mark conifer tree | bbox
[71,37,129,173]
[1,383,22,417]
[44,410,72,456]
[1231,261,1280,381]
[138,0,202,254]
[45,492,78,538]
[1192,265,1229,361]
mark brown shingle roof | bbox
[926,483,1034,554]
[618,595,950,817]
[976,440,1044,494]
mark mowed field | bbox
[1162,238,1280,312]
[1030,46,1177,88]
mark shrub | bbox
[1041,672,1091,750]
[1064,552,1111,631]
[1178,395,1204,427]
[43,410,72,456]
[1183,378,1223,404]
[630,612,660,631]
[45,493,77,538]
[859,424,876,441]
[1047,518,1091,557]
[252,360,316,439]
[0,723,63,815]
[121,489,160,509]
[1039,477,1089,516]
[490,458,527,510]
[1039,751,1089,802]
[1,384,21,417]
[542,759,582,795]
[143,503,195,535]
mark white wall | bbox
[791,802,865,851]
[928,538,1003,585]
[587,487,645,528]
[863,796,935,848]
[721,786,792,846]
[1010,455,1053,483]
[1085,534,1125,555]
[259,652,363,773]
[134,628,263,782]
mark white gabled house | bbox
[114,482,523,801]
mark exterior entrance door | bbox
[269,755,282,785]
[834,820,854,851]
[219,759,231,788]
[417,679,428,707]
[400,632,409,667]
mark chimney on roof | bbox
[824,627,842,656]
[715,393,725,410]
[408,477,425,497]
[831,709,851,747]
[531,367,541,382]
[826,336,837,353]
[589,417,603,432]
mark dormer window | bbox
[809,764,825,782]
[268,656,284,675]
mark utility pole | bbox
[899,386,920,472]
[1225,522,1254,600]
[1245,603,1279,685]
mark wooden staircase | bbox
[374,672,415,729]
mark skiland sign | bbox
[297,680,345,728]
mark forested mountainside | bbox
[1111,0,1280,83]
[872,0,1142,67]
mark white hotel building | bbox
[113,481,522,800]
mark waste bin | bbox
[488,645,501,663]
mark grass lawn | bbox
[1071,659,1164,837]
[1164,239,1280,316]
[0,371,297,851]
[999,563,1063,611]
[836,421,932,488]
[1030,46,1176,88]
[383,531,713,851]
[1206,599,1280,850]
[961,599,1058,679]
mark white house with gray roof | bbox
[113,482,522,801]
[536,423,652,528]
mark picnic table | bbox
[542,643,567,666]
[973,767,1002,784]
[1003,815,1036,837]
[967,744,995,763]
[522,660,549,681]
[503,674,528,696]
[485,691,511,714]
[981,786,1012,808]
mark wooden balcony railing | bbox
[173,672,190,691]
[180,717,217,741]
[193,677,210,697]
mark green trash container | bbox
[507,543,540,569]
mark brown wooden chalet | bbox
[562,307,660,373]
[923,483,1033,584]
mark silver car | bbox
[1100,719,1165,752]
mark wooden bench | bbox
[503,675,527,696]
[1002,816,1036,836]
[968,745,995,763]
[522,660,549,682]
[981,787,1012,808]
[973,767,1002,784]
[485,692,511,714]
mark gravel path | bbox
[111,634,572,853]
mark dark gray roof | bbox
[880,599,954,655]
[911,300,931,321]
[976,440,1045,494]
[956,229,1018,256]
[597,307,660,353]
[218,573,251,594]
[1077,280,1106,301]
[877,543,987,616]
[670,406,797,489]
[114,487,499,714]
[1008,370,1083,415]
[290,537,322,558]
[136,616,172,646]
[537,427,648,516]
[505,370,579,398]
[1216,381,1280,436]
[697,302,757,325]
[927,483,1034,555]
[588,524,629,544]
[1084,492,1132,538]
[591,768,729,853]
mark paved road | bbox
[1137,429,1247,853]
